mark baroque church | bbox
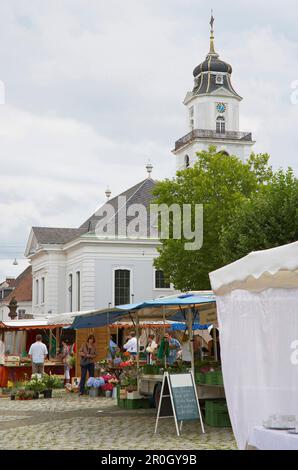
[24,15,255,318]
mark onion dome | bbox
[192,13,240,99]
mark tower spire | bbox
[209,9,217,56]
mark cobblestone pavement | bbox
[0,391,237,450]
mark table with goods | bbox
[249,415,298,450]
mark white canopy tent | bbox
[209,241,298,450]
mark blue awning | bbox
[71,292,216,330]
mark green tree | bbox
[153,146,273,290]
[220,168,298,264]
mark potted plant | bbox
[25,375,46,398]
[42,374,63,398]
[16,389,35,400]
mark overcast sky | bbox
[0,0,298,280]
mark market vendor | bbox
[123,331,137,359]
[164,332,181,365]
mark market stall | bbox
[70,292,226,412]
[0,319,71,385]
[209,241,298,450]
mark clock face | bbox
[216,102,226,113]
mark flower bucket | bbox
[43,389,52,399]
[105,390,112,398]
[89,388,99,398]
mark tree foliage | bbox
[153,147,296,290]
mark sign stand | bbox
[154,371,205,437]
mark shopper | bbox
[123,331,137,359]
[79,335,97,395]
[60,339,73,384]
[164,332,181,365]
[28,334,48,375]
[146,334,158,364]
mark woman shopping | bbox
[79,335,97,395]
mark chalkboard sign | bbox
[154,372,205,436]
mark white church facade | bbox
[24,15,255,317]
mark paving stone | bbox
[0,392,237,450]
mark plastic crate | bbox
[195,372,206,384]
[125,398,150,409]
[205,370,223,385]
[205,400,231,427]
[117,399,127,408]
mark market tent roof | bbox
[72,292,216,330]
[209,241,298,295]
[0,320,65,330]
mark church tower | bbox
[173,13,255,170]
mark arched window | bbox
[216,116,225,134]
[185,155,190,168]
[114,269,131,306]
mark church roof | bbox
[80,177,157,236]
[29,177,157,250]
[31,227,84,245]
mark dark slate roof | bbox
[32,227,84,245]
[79,178,157,236]
[193,55,232,77]
[192,51,240,99]
[31,178,157,246]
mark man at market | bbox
[164,332,181,365]
[123,331,137,359]
[28,334,48,375]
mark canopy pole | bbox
[213,326,218,361]
[163,306,167,369]
[187,309,195,375]
[136,311,140,391]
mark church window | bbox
[185,155,190,168]
[35,279,39,305]
[216,116,225,134]
[76,271,81,311]
[155,270,170,289]
[189,106,194,129]
[114,269,131,306]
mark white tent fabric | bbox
[209,242,298,450]
[216,288,298,449]
[209,241,298,295]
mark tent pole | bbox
[163,306,166,369]
[136,312,140,391]
[213,326,218,361]
[187,309,195,375]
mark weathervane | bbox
[208,9,217,56]
[210,9,215,34]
